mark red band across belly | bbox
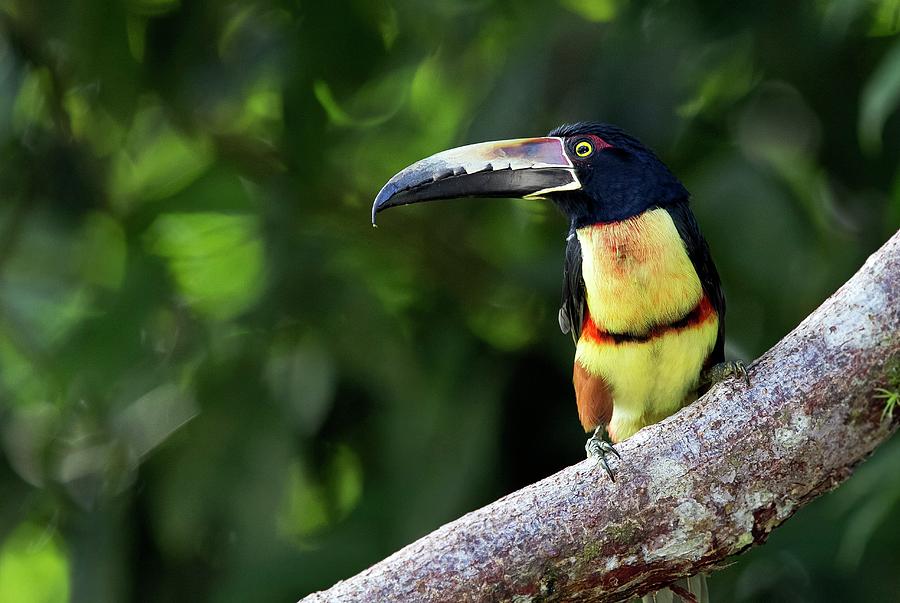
[581,296,716,344]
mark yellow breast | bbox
[573,208,718,442]
[576,208,703,334]
[576,320,719,441]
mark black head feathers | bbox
[547,122,689,227]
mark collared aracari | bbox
[371,122,746,477]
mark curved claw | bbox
[702,360,751,388]
[729,360,751,386]
[585,428,620,481]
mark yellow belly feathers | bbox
[574,208,718,441]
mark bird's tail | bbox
[640,574,708,603]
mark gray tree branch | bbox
[302,230,900,603]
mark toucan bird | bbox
[372,122,746,478]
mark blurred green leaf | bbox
[77,212,126,290]
[277,446,362,540]
[816,0,874,38]
[559,0,620,22]
[278,460,330,539]
[889,168,900,228]
[330,446,363,517]
[112,383,198,459]
[109,106,214,209]
[467,285,540,351]
[265,338,336,435]
[0,522,69,603]
[236,76,284,139]
[833,439,900,569]
[125,15,147,62]
[11,67,53,134]
[1,211,93,348]
[859,37,900,154]
[679,37,757,118]
[410,55,466,147]
[128,0,180,17]
[314,67,413,128]
[378,4,399,49]
[0,337,50,408]
[0,402,59,485]
[870,0,900,35]
[145,212,266,320]
[64,88,126,156]
[330,243,420,315]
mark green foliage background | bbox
[0,0,898,601]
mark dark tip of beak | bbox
[371,181,402,225]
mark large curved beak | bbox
[371,137,580,224]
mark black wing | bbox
[559,230,586,346]
[666,201,725,364]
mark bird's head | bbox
[372,122,688,229]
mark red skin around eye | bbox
[572,134,613,157]
[587,134,612,150]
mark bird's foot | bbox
[701,360,750,387]
[585,426,621,481]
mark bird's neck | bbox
[559,196,690,231]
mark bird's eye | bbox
[574,140,593,158]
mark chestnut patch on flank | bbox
[574,361,613,432]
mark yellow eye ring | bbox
[574,140,593,157]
